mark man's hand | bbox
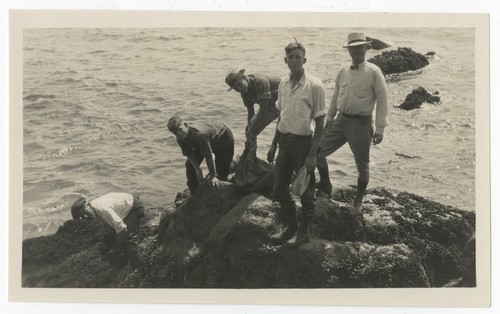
[208,176,222,189]
[372,133,384,145]
[325,120,334,130]
[304,152,317,174]
[267,143,277,163]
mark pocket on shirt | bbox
[357,85,372,98]
[339,81,349,95]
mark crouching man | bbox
[167,115,234,195]
[71,192,145,268]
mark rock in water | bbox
[368,47,429,76]
[366,36,391,50]
[397,86,441,110]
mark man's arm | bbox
[199,139,221,188]
[247,99,268,138]
[187,155,203,182]
[305,115,325,173]
[325,72,340,129]
[267,116,281,163]
[246,104,255,126]
[373,68,388,144]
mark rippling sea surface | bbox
[23,28,475,239]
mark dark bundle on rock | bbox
[368,47,429,75]
[397,86,441,110]
[366,36,391,50]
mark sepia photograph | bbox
[5,5,492,311]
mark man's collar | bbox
[287,68,307,82]
[350,61,366,70]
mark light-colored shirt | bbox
[276,70,326,136]
[89,192,134,233]
[327,61,388,134]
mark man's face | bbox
[348,44,368,63]
[172,123,189,140]
[233,78,248,93]
[284,48,307,72]
[81,203,96,220]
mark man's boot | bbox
[316,165,332,196]
[123,242,142,269]
[270,203,298,246]
[353,179,369,214]
[352,179,368,220]
[294,208,313,246]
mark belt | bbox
[279,132,311,139]
[341,113,370,119]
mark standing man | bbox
[225,69,280,148]
[267,40,326,246]
[317,32,388,214]
[71,192,145,268]
[167,115,234,195]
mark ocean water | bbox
[23,27,475,239]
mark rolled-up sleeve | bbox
[312,82,326,119]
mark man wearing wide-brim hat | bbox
[316,32,389,216]
[225,69,280,150]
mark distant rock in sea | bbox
[368,47,430,76]
[397,86,441,110]
[366,36,391,50]
[22,181,475,289]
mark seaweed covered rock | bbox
[397,86,441,110]
[367,36,391,50]
[22,183,476,289]
[368,47,429,76]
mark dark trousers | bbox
[186,129,234,193]
[119,195,145,267]
[273,133,316,210]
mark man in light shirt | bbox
[317,32,388,214]
[267,40,326,246]
[71,192,145,268]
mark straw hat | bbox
[343,32,372,48]
[291,166,310,196]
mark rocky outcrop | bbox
[369,47,429,76]
[367,36,391,50]
[397,86,441,110]
[22,181,476,289]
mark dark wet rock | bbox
[367,36,391,50]
[22,182,475,289]
[368,47,429,76]
[397,86,441,110]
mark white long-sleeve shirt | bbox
[89,192,134,233]
[327,61,388,134]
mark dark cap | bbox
[225,69,245,91]
[71,197,86,219]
